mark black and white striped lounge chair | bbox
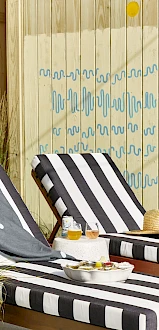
[1,163,159,330]
[31,153,159,266]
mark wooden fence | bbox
[0,0,6,96]
[7,0,158,232]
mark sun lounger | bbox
[31,153,159,270]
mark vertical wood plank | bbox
[66,0,80,153]
[0,0,6,97]
[95,0,111,153]
[38,0,53,234]
[52,0,66,155]
[80,0,95,153]
[6,0,21,191]
[23,0,39,223]
[143,0,158,209]
[110,0,127,174]
[126,0,143,203]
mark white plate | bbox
[62,262,134,284]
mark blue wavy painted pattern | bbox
[39,144,49,154]
[97,124,109,136]
[97,144,156,158]
[55,125,157,137]
[51,88,156,117]
[40,64,158,85]
[51,88,157,117]
[96,73,110,84]
[144,64,158,77]
[96,148,107,153]
[81,87,94,116]
[144,126,156,136]
[111,125,124,135]
[111,71,126,85]
[67,126,80,136]
[82,127,95,138]
[128,123,138,132]
[144,92,157,109]
[52,128,61,136]
[52,91,65,113]
[123,170,158,189]
[127,68,142,78]
[144,144,156,157]
[67,89,80,112]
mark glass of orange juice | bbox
[85,222,99,239]
[67,222,82,240]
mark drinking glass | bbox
[85,222,99,239]
[67,222,82,240]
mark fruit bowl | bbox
[62,261,134,284]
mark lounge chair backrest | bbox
[31,153,145,235]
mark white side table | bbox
[53,236,109,261]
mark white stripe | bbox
[144,246,158,263]
[105,306,123,330]
[120,241,133,258]
[92,153,143,228]
[0,180,34,236]
[4,269,159,328]
[31,156,40,170]
[46,154,105,234]
[101,280,159,297]
[55,197,67,217]
[129,272,159,285]
[139,314,147,330]
[41,174,54,193]
[105,238,110,253]
[15,287,31,309]
[73,300,90,323]
[105,232,159,243]
[43,292,59,316]
[70,154,128,232]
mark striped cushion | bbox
[32,153,145,235]
[3,258,159,330]
[105,233,159,263]
[0,165,48,246]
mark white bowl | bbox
[63,262,134,284]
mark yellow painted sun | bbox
[127,1,140,17]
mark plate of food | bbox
[62,259,134,283]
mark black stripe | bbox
[4,279,157,330]
[89,302,105,327]
[59,295,74,320]
[127,279,159,290]
[34,162,46,181]
[49,187,60,205]
[38,155,86,229]
[122,308,139,330]
[109,237,121,255]
[83,154,141,231]
[133,244,145,260]
[0,166,48,246]
[2,281,16,305]
[30,288,44,312]
[58,154,116,233]
[103,154,145,215]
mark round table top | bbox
[54,236,105,244]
